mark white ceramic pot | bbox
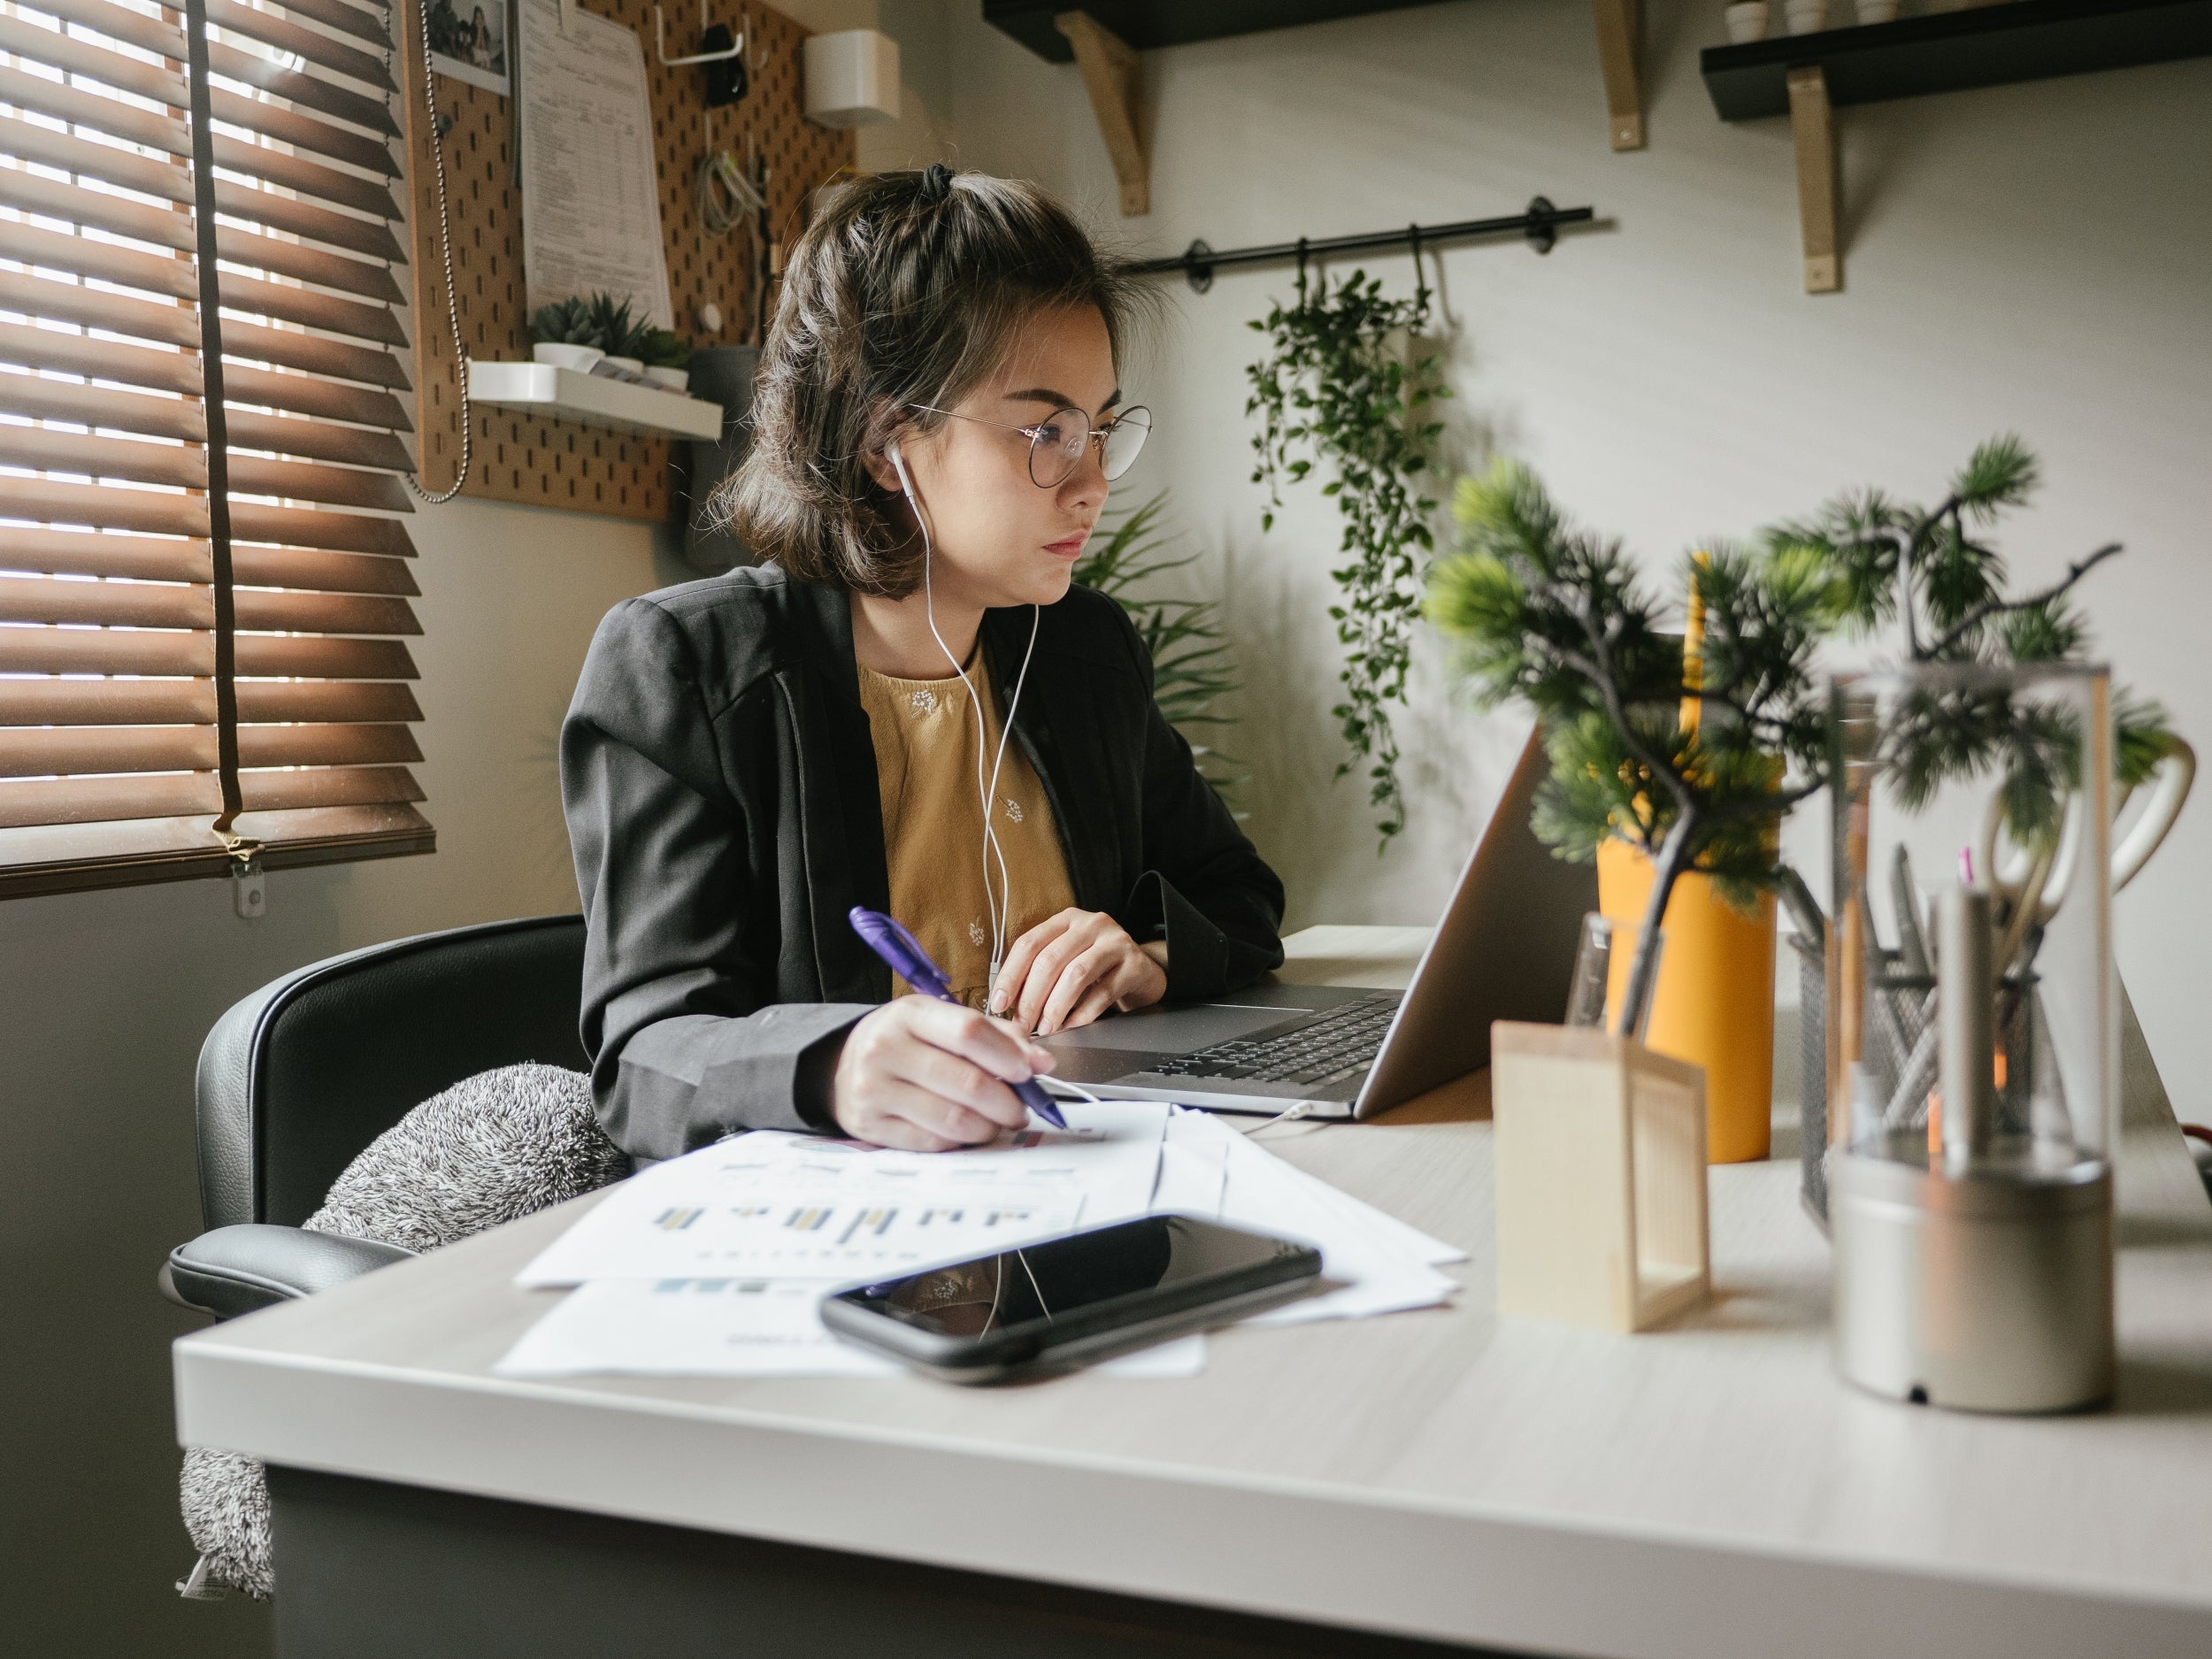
[1724,1,1771,42]
[532,342,603,372]
[1855,0,1898,19]
[642,366,690,392]
[1785,0,1829,31]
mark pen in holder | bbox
[1824,665,2116,1413]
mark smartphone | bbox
[819,1215,1323,1383]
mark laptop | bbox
[1037,732,1597,1120]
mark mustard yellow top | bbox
[856,663,1078,1010]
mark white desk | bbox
[173,927,2212,1658]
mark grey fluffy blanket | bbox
[180,1064,626,1600]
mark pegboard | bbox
[401,0,856,519]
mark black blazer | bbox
[561,565,1286,1161]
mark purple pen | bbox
[848,905,1067,1130]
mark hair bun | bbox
[919,163,956,203]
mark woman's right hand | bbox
[830,996,1057,1151]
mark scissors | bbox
[1978,734,2195,969]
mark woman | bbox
[562,165,1284,1160]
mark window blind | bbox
[0,0,431,899]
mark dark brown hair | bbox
[716,167,1144,596]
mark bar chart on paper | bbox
[516,1103,1170,1287]
[520,1185,1082,1285]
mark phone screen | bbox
[833,1216,1307,1340]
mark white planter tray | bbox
[466,360,724,442]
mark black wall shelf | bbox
[983,1,1456,64]
[1701,0,2212,120]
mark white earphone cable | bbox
[890,443,1039,1002]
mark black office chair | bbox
[163,915,590,1319]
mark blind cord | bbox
[400,0,471,503]
[179,0,246,842]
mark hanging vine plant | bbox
[1246,252,1448,844]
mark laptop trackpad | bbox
[1040,1002,1296,1056]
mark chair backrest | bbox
[194,915,590,1229]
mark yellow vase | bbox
[1595,840,1776,1164]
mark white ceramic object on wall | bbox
[643,366,690,392]
[804,28,900,128]
[532,342,604,373]
[1786,0,1830,32]
[1855,0,1900,20]
[1724,1,1772,41]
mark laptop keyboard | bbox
[1146,997,1397,1087]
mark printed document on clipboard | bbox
[517,0,672,328]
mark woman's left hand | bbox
[990,909,1168,1035]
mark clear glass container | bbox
[1824,662,2117,1411]
[1827,662,2116,1177]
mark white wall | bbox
[934,0,2212,1109]
[0,496,667,1655]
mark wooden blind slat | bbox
[2,426,413,513]
[0,170,407,306]
[0,65,404,220]
[0,321,413,434]
[0,112,405,263]
[0,573,421,633]
[0,763,422,828]
[0,679,423,726]
[35,0,400,137]
[0,803,433,898]
[0,630,417,678]
[0,770,223,826]
[0,531,420,597]
[0,222,411,347]
[0,271,413,396]
[261,0,390,50]
[0,721,421,778]
[203,0,395,96]
[0,12,398,177]
[0,377,414,472]
[0,477,417,554]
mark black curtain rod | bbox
[1131,196,1594,292]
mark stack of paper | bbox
[495,1100,1466,1381]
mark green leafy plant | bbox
[1246,265,1448,846]
[526,296,595,347]
[527,291,664,360]
[1769,433,2172,845]
[1429,460,1830,1033]
[585,291,644,357]
[1072,491,1246,806]
[634,326,692,370]
[1426,435,2171,1038]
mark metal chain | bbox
[398,0,470,503]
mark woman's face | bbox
[880,303,1119,611]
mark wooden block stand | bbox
[1491,1022,1710,1333]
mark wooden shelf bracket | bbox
[1055,10,1148,216]
[1591,0,1644,151]
[1786,65,1840,293]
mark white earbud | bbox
[884,435,1041,1004]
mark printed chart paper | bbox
[516,1102,1170,1288]
[517,0,672,326]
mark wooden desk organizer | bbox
[1491,1023,1710,1333]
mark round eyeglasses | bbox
[908,403,1152,488]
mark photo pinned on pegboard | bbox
[430,0,511,94]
